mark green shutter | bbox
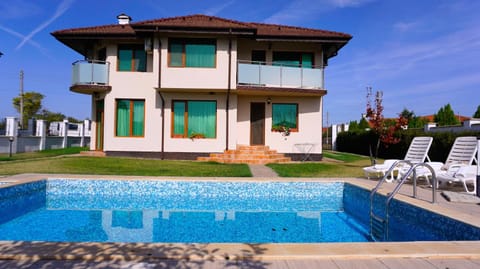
[118,49,132,71]
[132,101,144,136]
[116,100,130,136]
[302,54,313,68]
[185,43,215,67]
[170,43,184,67]
[187,101,216,138]
[173,102,186,136]
[134,49,147,72]
[272,104,297,129]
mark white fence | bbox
[0,117,91,154]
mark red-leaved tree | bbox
[365,87,407,165]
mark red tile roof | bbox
[52,14,351,40]
[250,22,351,39]
[134,14,253,29]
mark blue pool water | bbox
[0,180,479,243]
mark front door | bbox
[95,100,104,151]
[250,102,265,145]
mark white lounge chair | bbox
[363,136,433,182]
[436,165,477,194]
[422,136,478,192]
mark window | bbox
[272,103,298,131]
[251,50,266,64]
[116,99,145,137]
[272,52,313,68]
[172,100,217,138]
[169,39,216,68]
[118,45,146,72]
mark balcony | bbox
[70,60,111,94]
[237,61,324,89]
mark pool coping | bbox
[1,173,480,262]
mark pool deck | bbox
[0,173,480,269]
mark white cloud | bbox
[0,24,49,55]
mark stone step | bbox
[197,144,291,164]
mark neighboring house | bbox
[52,14,351,162]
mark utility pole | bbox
[326,111,329,148]
[20,70,24,129]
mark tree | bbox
[13,91,44,128]
[365,87,407,165]
[348,120,359,131]
[473,105,480,118]
[35,109,66,124]
[399,108,427,128]
[434,104,459,126]
[408,116,428,128]
[358,117,370,130]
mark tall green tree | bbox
[434,104,459,126]
[473,105,480,118]
[348,120,359,131]
[358,117,370,130]
[12,91,44,128]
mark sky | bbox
[1,0,479,125]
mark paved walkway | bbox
[2,257,480,269]
[248,164,279,177]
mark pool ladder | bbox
[369,161,437,241]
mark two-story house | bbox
[52,14,351,163]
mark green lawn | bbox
[267,151,371,177]
[0,148,371,178]
[0,147,88,161]
[0,156,252,177]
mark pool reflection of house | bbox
[52,14,351,163]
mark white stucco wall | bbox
[160,37,237,90]
[89,37,324,155]
[161,92,236,153]
[100,43,163,152]
[236,95,323,154]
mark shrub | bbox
[336,130,480,161]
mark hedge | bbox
[336,129,480,162]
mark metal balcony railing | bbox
[72,60,110,86]
[237,60,324,89]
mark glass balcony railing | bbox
[72,60,110,86]
[237,60,324,89]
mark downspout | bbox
[226,29,232,151]
[157,37,165,160]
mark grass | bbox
[0,147,88,161]
[0,156,252,177]
[0,147,371,178]
[322,150,367,162]
[267,151,372,177]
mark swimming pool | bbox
[0,179,479,243]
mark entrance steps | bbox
[197,145,291,164]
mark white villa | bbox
[52,14,351,163]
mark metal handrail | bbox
[369,160,412,241]
[237,59,324,69]
[370,161,437,241]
